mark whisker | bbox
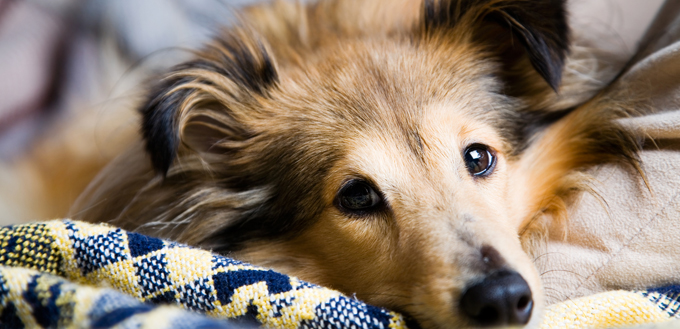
[361,292,411,300]
[540,269,585,278]
[533,251,567,263]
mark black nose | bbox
[459,270,533,326]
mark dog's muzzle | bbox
[459,270,533,326]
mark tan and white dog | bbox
[22,0,640,328]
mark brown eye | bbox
[336,180,383,214]
[464,144,496,177]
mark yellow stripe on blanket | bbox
[543,291,676,329]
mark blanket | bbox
[0,220,679,329]
[536,0,680,303]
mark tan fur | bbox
[513,93,643,249]
[3,0,641,328]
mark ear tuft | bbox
[140,30,278,175]
[140,80,190,175]
[205,37,279,95]
[422,0,569,91]
[497,2,569,90]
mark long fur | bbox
[58,0,643,328]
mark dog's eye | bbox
[464,144,496,177]
[337,180,383,213]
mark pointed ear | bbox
[422,0,569,91]
[140,30,278,174]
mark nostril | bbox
[459,270,533,326]
[514,293,533,324]
[517,295,530,310]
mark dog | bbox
[70,0,641,327]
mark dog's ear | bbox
[140,30,278,174]
[421,0,569,91]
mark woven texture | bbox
[0,220,407,329]
[0,220,679,329]
[543,290,680,329]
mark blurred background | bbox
[0,0,258,158]
[0,0,666,224]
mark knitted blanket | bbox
[0,220,678,329]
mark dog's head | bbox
[75,0,637,328]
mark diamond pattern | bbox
[135,254,173,299]
[177,278,215,312]
[69,225,128,275]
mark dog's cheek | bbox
[289,210,412,297]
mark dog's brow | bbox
[407,130,426,162]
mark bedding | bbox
[0,220,679,329]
